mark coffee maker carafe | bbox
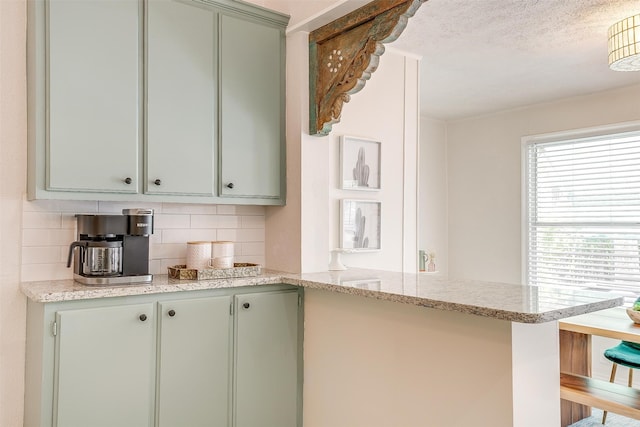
[67,209,154,285]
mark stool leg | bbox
[629,368,634,387]
[603,363,618,424]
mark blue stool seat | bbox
[604,341,640,369]
[601,340,640,423]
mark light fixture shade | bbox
[608,14,640,71]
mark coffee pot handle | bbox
[67,241,86,268]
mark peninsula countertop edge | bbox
[20,268,624,324]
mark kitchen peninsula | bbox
[22,268,622,427]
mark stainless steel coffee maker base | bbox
[73,274,153,286]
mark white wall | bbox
[447,84,640,284]
[267,32,420,274]
[0,1,27,425]
[418,116,448,275]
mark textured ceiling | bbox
[391,0,640,119]
[258,0,640,120]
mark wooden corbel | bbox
[309,0,426,136]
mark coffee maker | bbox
[67,209,154,285]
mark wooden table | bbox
[559,307,640,426]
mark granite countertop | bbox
[20,268,624,324]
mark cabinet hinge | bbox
[51,321,57,337]
[230,302,234,316]
[298,294,302,307]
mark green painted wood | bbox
[157,296,231,427]
[146,0,216,196]
[47,0,140,193]
[234,290,299,427]
[54,303,155,427]
[219,14,283,199]
[29,0,287,205]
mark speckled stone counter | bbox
[20,268,623,324]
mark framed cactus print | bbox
[340,199,381,251]
[340,136,381,190]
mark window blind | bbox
[525,129,640,303]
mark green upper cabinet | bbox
[219,14,284,200]
[46,0,141,193]
[146,0,216,196]
[27,0,289,205]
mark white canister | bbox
[186,241,212,270]
[211,241,234,269]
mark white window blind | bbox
[525,128,640,303]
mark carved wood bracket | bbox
[309,0,426,136]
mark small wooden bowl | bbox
[626,308,640,324]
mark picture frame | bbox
[340,136,381,190]
[340,199,381,251]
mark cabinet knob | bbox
[154,179,162,186]
[226,182,234,189]
[124,177,132,184]
[139,314,147,322]
[242,302,250,309]
[168,309,176,317]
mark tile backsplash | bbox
[21,198,265,282]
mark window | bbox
[524,123,640,304]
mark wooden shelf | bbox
[560,372,640,420]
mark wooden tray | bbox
[167,263,262,280]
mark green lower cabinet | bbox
[234,291,299,427]
[157,296,231,427]
[24,285,302,427]
[54,303,155,427]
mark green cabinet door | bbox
[54,303,155,427]
[46,0,140,193]
[234,291,299,427]
[146,0,217,196]
[157,296,231,427]
[219,14,284,199]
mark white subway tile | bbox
[162,203,217,214]
[22,246,65,264]
[151,243,186,259]
[216,229,237,242]
[154,214,190,229]
[23,212,62,229]
[150,233,162,245]
[19,202,266,282]
[98,201,163,214]
[61,213,77,229]
[188,229,218,242]
[162,229,192,244]
[23,228,75,247]
[216,215,240,229]
[216,205,237,215]
[159,258,185,272]
[240,215,265,229]
[21,263,73,282]
[23,199,99,213]
[236,205,266,216]
[190,215,218,229]
[149,259,163,275]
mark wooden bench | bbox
[560,372,640,420]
